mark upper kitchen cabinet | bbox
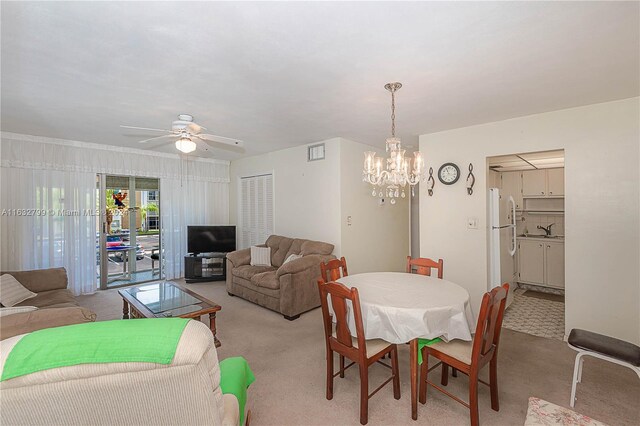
[522,168,564,198]
[500,171,523,210]
[522,170,547,197]
[547,168,564,197]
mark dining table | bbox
[337,271,475,420]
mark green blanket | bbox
[219,357,255,425]
[1,318,189,381]
[418,337,442,364]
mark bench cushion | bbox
[568,329,640,367]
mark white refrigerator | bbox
[488,188,516,299]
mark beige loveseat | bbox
[0,267,96,340]
[226,235,335,320]
[0,320,242,426]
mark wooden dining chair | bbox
[320,256,349,282]
[406,256,444,279]
[418,283,509,426]
[317,279,401,425]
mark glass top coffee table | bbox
[118,281,222,347]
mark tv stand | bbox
[184,253,227,283]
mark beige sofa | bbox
[226,235,335,320]
[0,320,242,426]
[0,267,96,340]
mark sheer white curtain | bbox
[161,178,229,279]
[0,167,97,295]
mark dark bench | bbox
[567,329,640,408]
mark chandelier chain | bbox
[391,89,396,138]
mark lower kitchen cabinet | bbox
[545,241,565,288]
[518,238,565,289]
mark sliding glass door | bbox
[97,174,163,289]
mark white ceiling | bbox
[1,2,638,160]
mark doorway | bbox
[96,174,162,289]
[487,149,566,340]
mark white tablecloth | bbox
[336,272,475,344]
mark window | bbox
[239,174,273,248]
[147,190,158,202]
[147,216,159,230]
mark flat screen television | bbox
[187,226,236,254]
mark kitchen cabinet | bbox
[518,238,565,289]
[547,168,564,197]
[522,170,547,197]
[545,241,565,288]
[500,171,523,210]
[522,168,564,198]
[518,240,545,284]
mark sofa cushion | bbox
[0,274,37,307]
[15,289,77,309]
[301,239,334,256]
[283,238,305,261]
[250,246,272,267]
[251,271,280,290]
[0,268,68,293]
[265,235,294,267]
[232,265,276,281]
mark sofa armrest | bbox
[226,248,251,268]
[277,254,336,318]
[0,306,97,340]
[276,255,333,278]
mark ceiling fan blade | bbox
[138,134,177,144]
[194,134,244,148]
[120,125,172,133]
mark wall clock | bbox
[438,162,460,185]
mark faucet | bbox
[537,223,555,236]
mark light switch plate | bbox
[467,217,478,229]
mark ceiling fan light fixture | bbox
[175,136,196,153]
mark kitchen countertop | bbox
[518,234,565,242]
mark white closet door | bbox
[239,174,273,248]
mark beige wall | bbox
[340,139,410,274]
[229,138,342,253]
[229,137,411,272]
[419,97,640,343]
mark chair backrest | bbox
[320,257,349,282]
[471,283,509,365]
[406,256,444,279]
[317,279,365,357]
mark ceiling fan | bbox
[121,114,244,155]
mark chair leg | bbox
[419,351,428,404]
[339,355,345,378]
[326,350,334,400]
[359,363,369,425]
[570,352,584,408]
[452,368,458,377]
[391,347,401,400]
[469,371,479,426]
[441,363,449,386]
[489,357,499,411]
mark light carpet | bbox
[78,280,640,426]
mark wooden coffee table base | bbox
[119,282,222,348]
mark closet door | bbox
[239,174,274,248]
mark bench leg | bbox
[570,352,586,408]
[577,357,584,383]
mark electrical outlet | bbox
[467,217,478,229]
[347,216,352,226]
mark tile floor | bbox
[503,288,565,340]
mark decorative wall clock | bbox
[438,163,460,185]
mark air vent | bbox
[308,143,325,161]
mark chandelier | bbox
[362,82,424,204]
